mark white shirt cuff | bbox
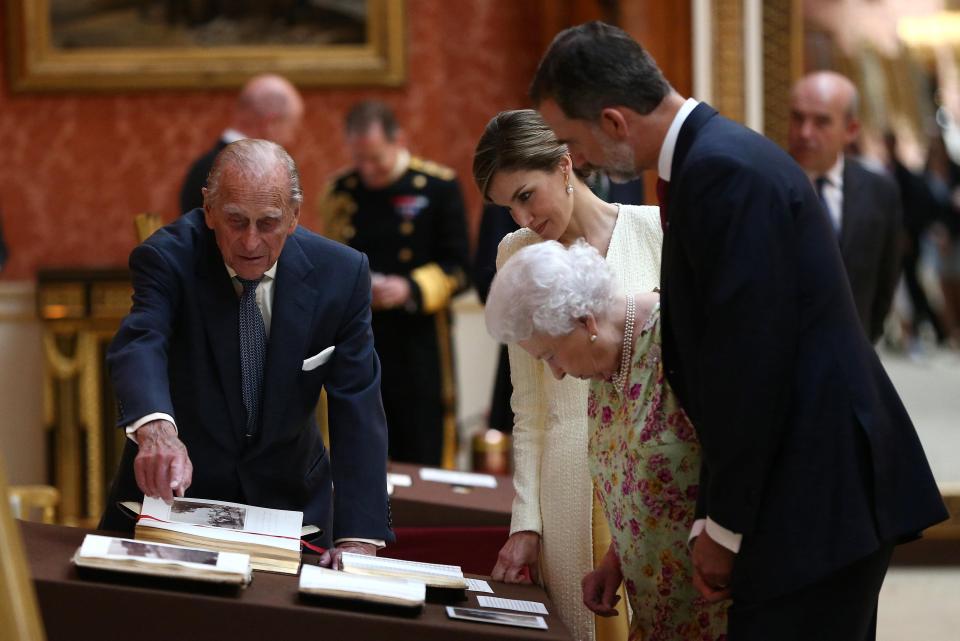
[688,518,706,545]
[334,538,386,549]
[688,517,742,553]
[125,413,177,443]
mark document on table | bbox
[446,606,547,630]
[387,473,413,487]
[476,595,548,614]
[418,468,497,489]
[464,578,493,593]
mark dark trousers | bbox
[903,247,947,342]
[729,543,894,641]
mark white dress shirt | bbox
[808,154,845,234]
[221,128,248,145]
[656,97,743,554]
[657,97,700,181]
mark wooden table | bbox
[22,521,570,641]
[388,463,514,528]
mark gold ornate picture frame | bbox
[6,0,406,92]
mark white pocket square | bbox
[302,345,335,371]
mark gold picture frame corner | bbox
[6,0,407,92]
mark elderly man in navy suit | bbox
[531,22,946,641]
[102,139,392,567]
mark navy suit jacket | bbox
[839,158,902,343]
[101,210,393,547]
[660,104,946,601]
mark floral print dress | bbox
[587,304,728,641]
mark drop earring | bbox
[563,171,573,195]
[589,334,597,343]
[566,184,574,194]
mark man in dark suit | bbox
[179,74,304,214]
[788,71,902,343]
[103,139,391,566]
[531,22,946,640]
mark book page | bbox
[418,468,497,489]
[139,496,302,551]
[76,534,251,575]
[341,552,463,578]
[300,565,425,603]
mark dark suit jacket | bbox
[839,158,902,342]
[101,210,393,547]
[179,138,227,214]
[660,103,946,602]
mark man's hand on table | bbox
[319,541,378,570]
[134,419,193,502]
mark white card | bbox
[476,596,548,615]
[419,468,497,489]
[387,473,413,487]
[446,606,547,630]
[464,578,493,593]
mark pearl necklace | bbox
[610,294,635,393]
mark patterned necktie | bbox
[656,178,670,230]
[237,276,266,439]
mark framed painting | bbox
[6,0,406,91]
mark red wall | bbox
[0,1,542,280]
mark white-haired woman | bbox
[473,109,662,641]
[486,240,727,641]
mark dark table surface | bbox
[387,463,515,528]
[22,521,569,641]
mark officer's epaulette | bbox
[409,156,456,182]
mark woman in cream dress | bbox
[473,109,662,641]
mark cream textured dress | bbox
[496,205,663,641]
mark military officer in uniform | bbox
[320,101,470,467]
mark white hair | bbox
[206,138,303,209]
[485,239,614,343]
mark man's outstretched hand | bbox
[134,419,193,502]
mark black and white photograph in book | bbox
[107,539,219,566]
[170,501,246,531]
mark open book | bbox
[340,552,468,589]
[72,534,252,586]
[299,564,425,609]
[135,496,302,574]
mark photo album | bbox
[135,496,303,574]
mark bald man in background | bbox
[179,74,305,214]
[788,71,902,343]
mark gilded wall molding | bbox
[706,0,802,141]
[712,0,745,124]
[763,0,803,148]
